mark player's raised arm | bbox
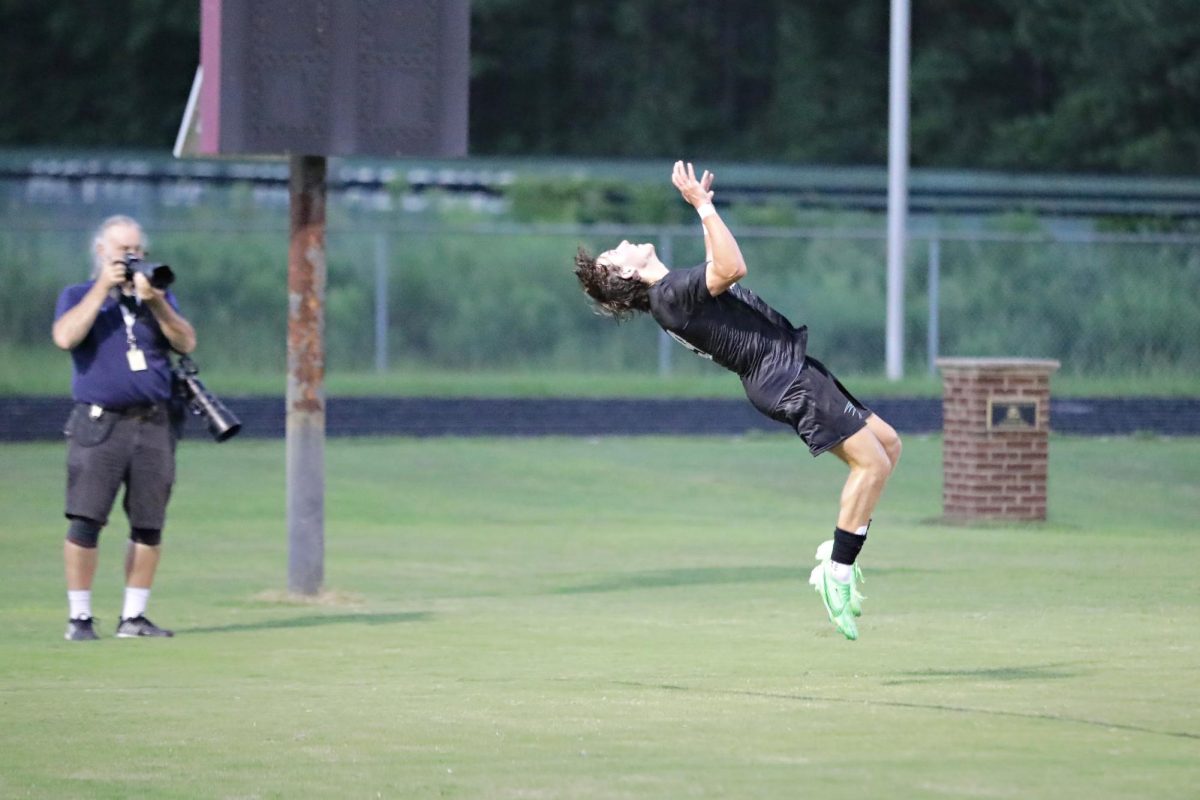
[671,160,746,296]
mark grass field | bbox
[1,434,1198,798]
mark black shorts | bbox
[773,356,871,456]
[64,404,176,530]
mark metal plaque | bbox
[987,397,1038,431]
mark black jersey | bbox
[648,264,809,418]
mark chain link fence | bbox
[3,208,1198,383]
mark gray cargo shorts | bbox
[64,403,176,529]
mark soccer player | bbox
[573,161,901,640]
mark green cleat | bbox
[811,540,866,619]
[849,562,866,618]
[809,558,859,641]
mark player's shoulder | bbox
[658,263,708,294]
[651,264,706,310]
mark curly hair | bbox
[573,246,651,321]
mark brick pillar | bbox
[936,357,1060,521]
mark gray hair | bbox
[90,215,148,278]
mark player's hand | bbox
[671,160,715,209]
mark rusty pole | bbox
[286,154,326,595]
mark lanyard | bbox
[119,298,140,352]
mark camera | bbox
[171,355,242,442]
[123,253,175,290]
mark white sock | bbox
[68,590,92,620]
[830,562,853,583]
[122,587,151,620]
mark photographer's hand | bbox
[52,260,129,350]
[132,271,162,302]
[99,260,128,291]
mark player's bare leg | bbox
[831,425,894,530]
[810,421,900,639]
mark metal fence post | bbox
[657,231,674,377]
[927,236,940,375]
[374,231,389,373]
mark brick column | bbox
[936,357,1060,521]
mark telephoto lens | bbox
[171,356,241,442]
[122,253,175,290]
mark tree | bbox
[1,0,1197,175]
[908,0,1200,173]
[0,0,198,147]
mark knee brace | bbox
[130,527,162,547]
[66,516,103,549]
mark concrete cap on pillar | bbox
[936,357,1061,373]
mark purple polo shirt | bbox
[54,281,181,408]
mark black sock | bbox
[830,526,866,565]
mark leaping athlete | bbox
[573,161,902,640]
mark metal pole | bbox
[286,154,326,596]
[885,0,911,380]
[927,236,940,375]
[657,232,674,377]
[374,231,389,373]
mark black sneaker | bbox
[65,616,99,641]
[116,615,174,638]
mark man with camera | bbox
[52,215,195,641]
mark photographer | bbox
[52,215,195,641]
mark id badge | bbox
[127,348,148,372]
